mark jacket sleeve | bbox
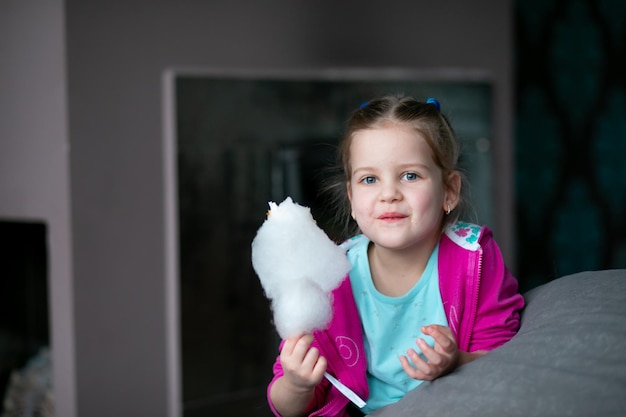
[469,229,525,352]
[267,348,285,417]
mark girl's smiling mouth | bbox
[378,212,407,221]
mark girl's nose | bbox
[379,181,401,202]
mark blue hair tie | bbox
[359,101,369,109]
[426,97,441,111]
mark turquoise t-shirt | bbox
[346,236,448,413]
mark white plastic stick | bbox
[324,372,366,409]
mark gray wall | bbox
[2,1,514,416]
[0,2,75,417]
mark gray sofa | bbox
[371,269,626,417]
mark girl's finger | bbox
[399,355,422,379]
[424,325,456,353]
[406,349,435,378]
[301,346,320,368]
[290,334,314,359]
[418,339,444,367]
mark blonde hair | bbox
[325,94,471,241]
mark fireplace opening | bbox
[0,220,50,413]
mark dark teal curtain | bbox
[515,0,626,291]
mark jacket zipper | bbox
[467,246,483,349]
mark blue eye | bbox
[403,172,419,181]
[361,176,377,184]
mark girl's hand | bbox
[399,324,459,381]
[270,334,327,417]
[280,334,327,390]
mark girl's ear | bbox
[346,181,356,219]
[346,181,352,203]
[444,171,461,211]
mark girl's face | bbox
[347,124,457,253]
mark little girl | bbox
[267,95,524,417]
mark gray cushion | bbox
[370,269,626,417]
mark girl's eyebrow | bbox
[352,166,375,175]
[352,163,431,177]
[396,162,431,171]
[353,163,430,172]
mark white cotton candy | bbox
[271,281,333,339]
[251,197,351,338]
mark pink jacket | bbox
[267,224,524,417]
